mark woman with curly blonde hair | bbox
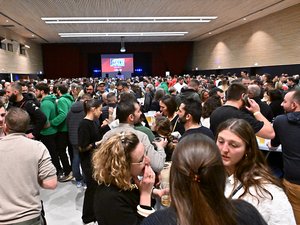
[93,132,156,225]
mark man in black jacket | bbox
[6,82,47,139]
[269,89,300,224]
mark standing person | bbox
[67,94,92,188]
[50,83,74,182]
[142,133,267,225]
[177,98,214,141]
[0,108,57,225]
[159,95,185,135]
[5,82,47,139]
[210,83,275,139]
[35,83,62,177]
[93,132,156,225]
[0,101,6,138]
[269,89,300,224]
[216,119,296,225]
[78,99,102,224]
[247,84,273,122]
[102,100,167,173]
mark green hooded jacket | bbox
[40,94,58,136]
[158,82,170,94]
[50,93,74,132]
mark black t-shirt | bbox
[78,119,101,155]
[179,126,215,141]
[94,184,145,225]
[210,105,263,135]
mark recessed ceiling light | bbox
[42,16,217,24]
[243,18,247,21]
[58,32,188,37]
[208,32,212,34]
[6,20,9,23]
[31,34,35,37]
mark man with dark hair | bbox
[269,89,300,224]
[35,82,62,177]
[210,83,275,139]
[85,83,95,97]
[173,76,187,93]
[102,100,166,172]
[177,98,214,141]
[50,83,74,182]
[0,107,57,225]
[5,82,47,139]
[176,79,201,106]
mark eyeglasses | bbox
[120,132,148,165]
[131,154,147,165]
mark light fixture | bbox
[25,45,30,49]
[42,16,218,24]
[120,37,126,52]
[58,31,188,38]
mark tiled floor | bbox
[40,181,85,225]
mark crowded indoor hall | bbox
[0,1,299,225]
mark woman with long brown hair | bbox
[142,133,267,225]
[216,119,296,225]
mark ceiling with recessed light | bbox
[0,0,299,43]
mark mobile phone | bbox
[242,94,250,107]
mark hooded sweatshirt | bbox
[272,111,300,184]
[50,93,74,132]
[40,94,57,136]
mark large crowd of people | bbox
[0,71,299,225]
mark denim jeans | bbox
[72,145,83,181]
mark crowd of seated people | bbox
[0,71,299,224]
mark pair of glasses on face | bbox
[120,132,147,165]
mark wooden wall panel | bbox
[192,4,300,70]
[42,42,193,79]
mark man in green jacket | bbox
[50,83,74,182]
[35,82,62,177]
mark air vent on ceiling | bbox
[1,24,15,28]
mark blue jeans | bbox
[72,145,83,182]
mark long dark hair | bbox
[171,134,236,225]
[216,119,281,200]
[160,95,177,117]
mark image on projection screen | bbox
[101,54,134,75]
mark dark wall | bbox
[193,64,300,77]
[42,42,193,79]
